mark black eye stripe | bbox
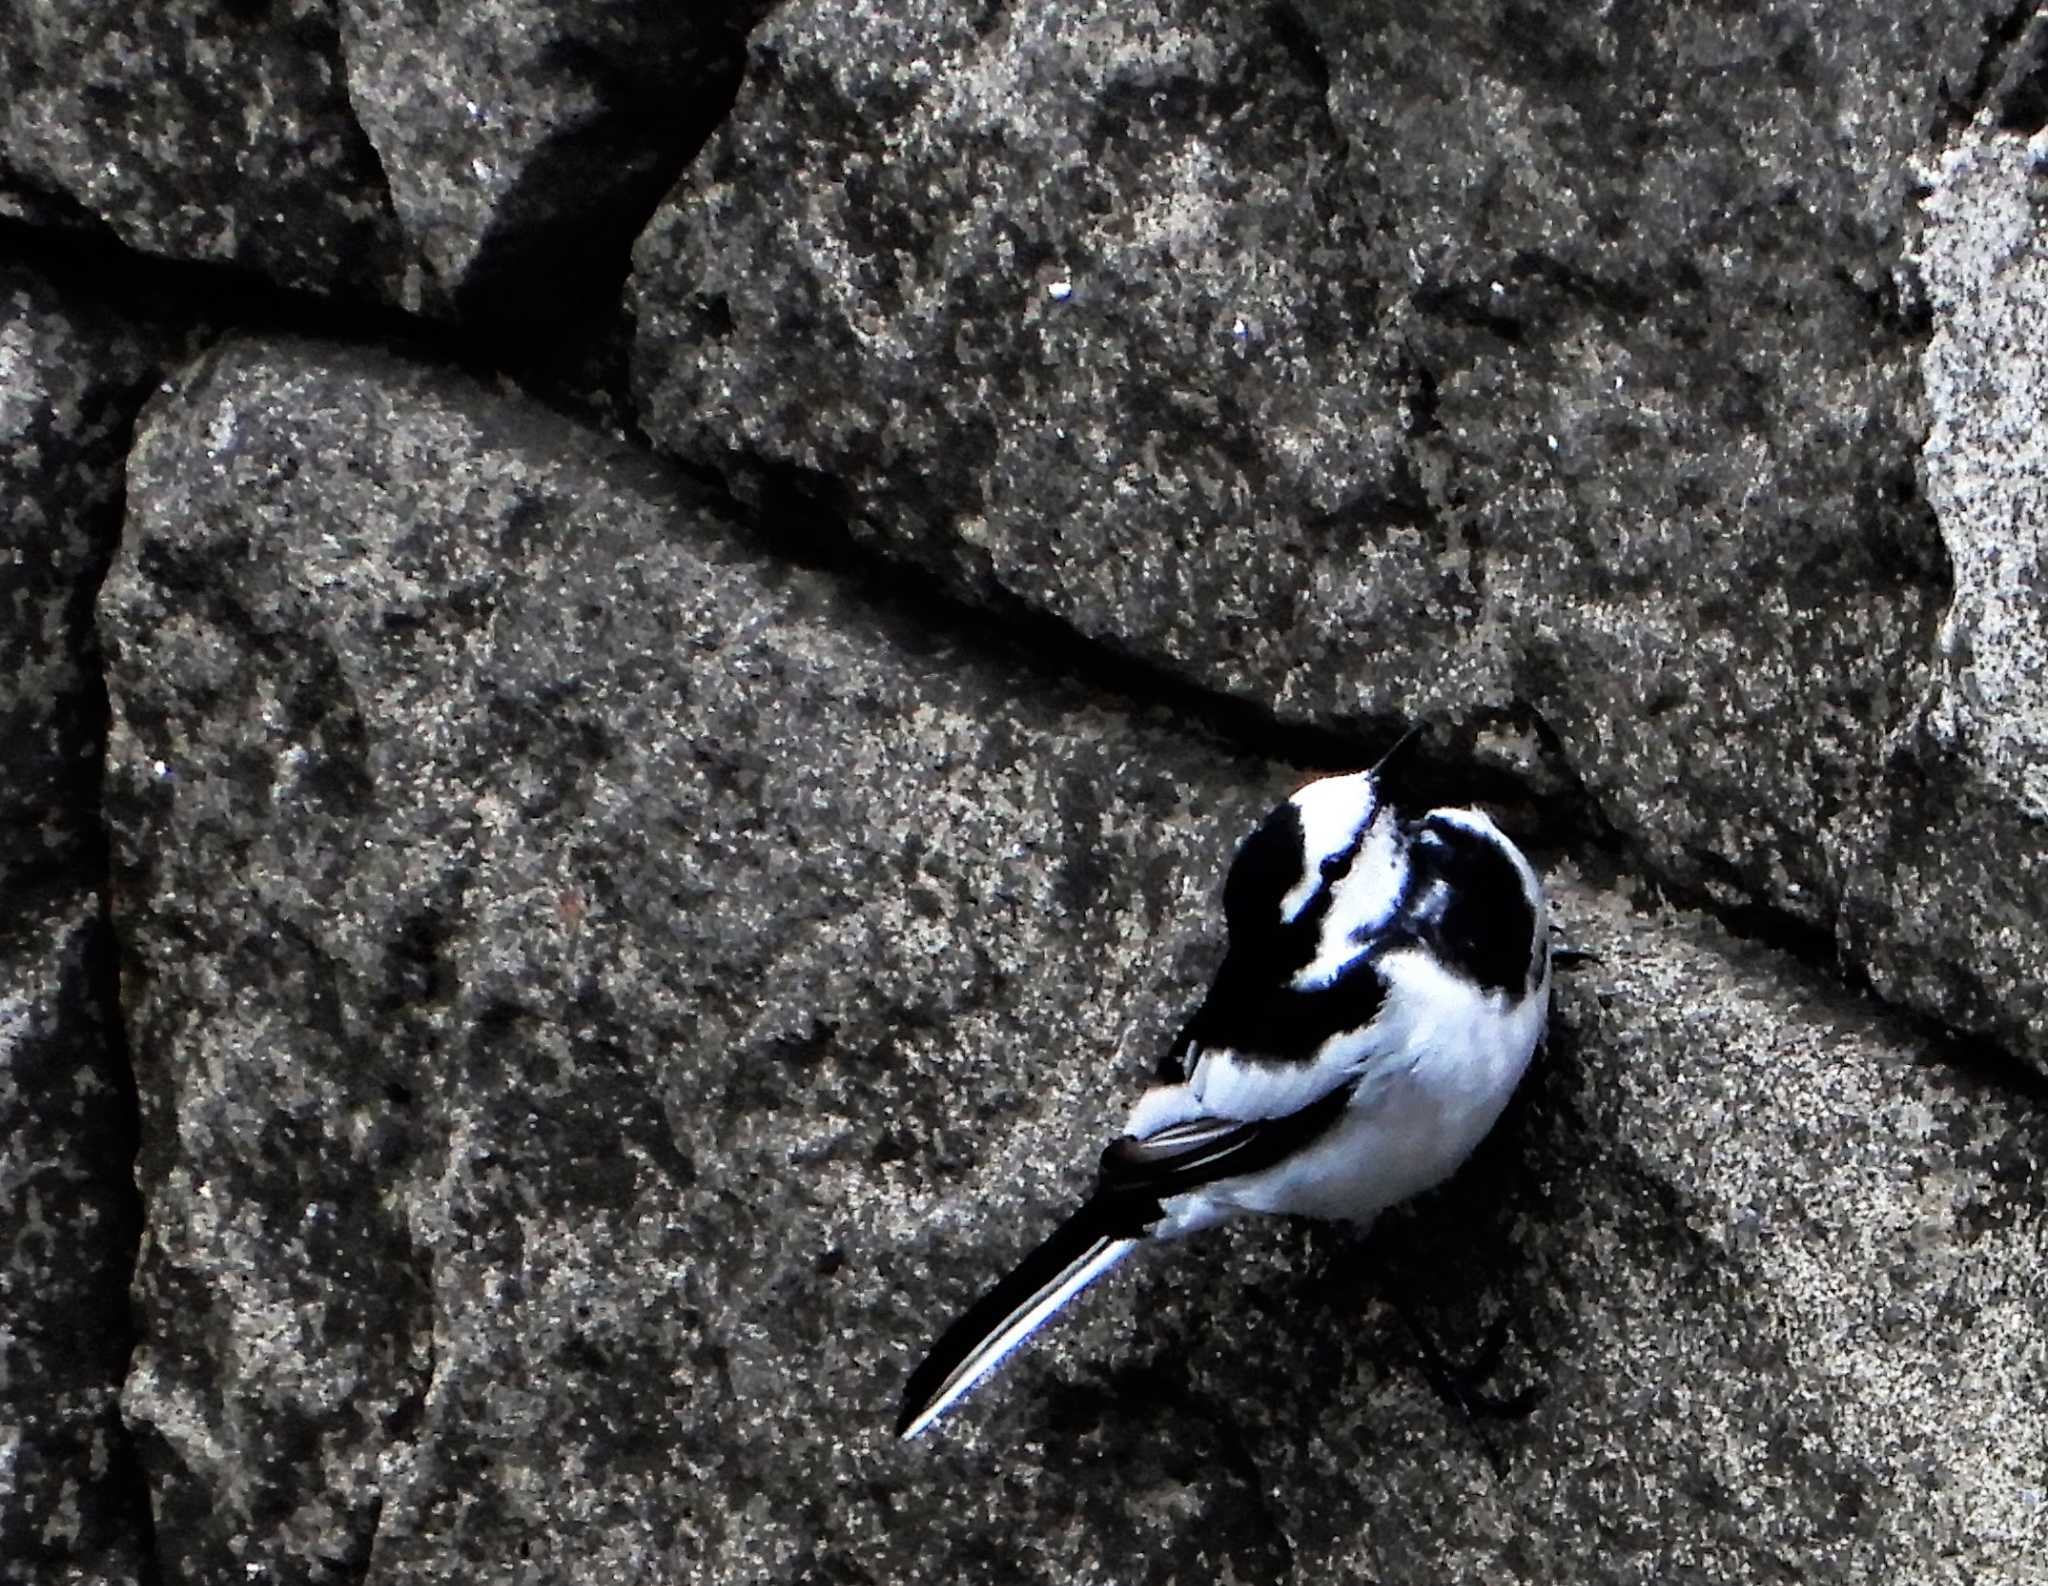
[1316,824,1370,887]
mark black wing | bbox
[1096,1078,1357,1200]
[896,1079,1360,1439]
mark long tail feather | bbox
[897,1200,1144,1439]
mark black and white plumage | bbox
[896,749,1551,1440]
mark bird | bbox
[895,732,1552,1440]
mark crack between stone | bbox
[31,198,2041,1226]
[93,895,167,1586]
[1212,1399,1300,1584]
[61,334,173,1586]
[1939,0,2044,135]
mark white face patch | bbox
[1276,772,1380,924]
[1291,815,1409,988]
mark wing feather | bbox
[1099,1080,1355,1199]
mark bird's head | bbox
[1222,765,1410,953]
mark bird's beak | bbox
[1370,722,1427,785]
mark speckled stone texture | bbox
[1,268,160,891]
[0,267,159,1585]
[0,0,405,298]
[97,341,2046,1584]
[0,1,2042,1582]
[99,339,1254,1583]
[0,898,146,1586]
[1874,66,2048,1075]
[629,0,2048,1076]
[337,0,758,321]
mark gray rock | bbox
[631,1,1426,722]
[1,265,161,890]
[335,0,757,322]
[0,897,151,1586]
[1859,110,2048,1073]
[0,1,2029,1576]
[1473,876,2047,1583]
[0,266,158,1584]
[101,336,1254,1581]
[0,0,406,299]
[103,339,2047,1583]
[628,0,2048,1074]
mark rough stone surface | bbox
[0,0,406,299]
[1856,106,2048,1065]
[1498,875,2047,1583]
[337,0,757,322]
[0,266,157,1585]
[631,0,1443,721]
[100,340,2047,1584]
[629,0,2048,1075]
[0,4,2037,1582]
[101,338,1252,1583]
[0,898,151,1586]
[1,266,162,890]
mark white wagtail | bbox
[897,734,1552,1439]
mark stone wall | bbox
[3,3,2044,1581]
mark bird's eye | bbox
[1320,853,1347,879]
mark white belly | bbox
[1159,947,1548,1233]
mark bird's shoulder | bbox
[1403,810,1547,996]
[1148,936,1400,1111]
